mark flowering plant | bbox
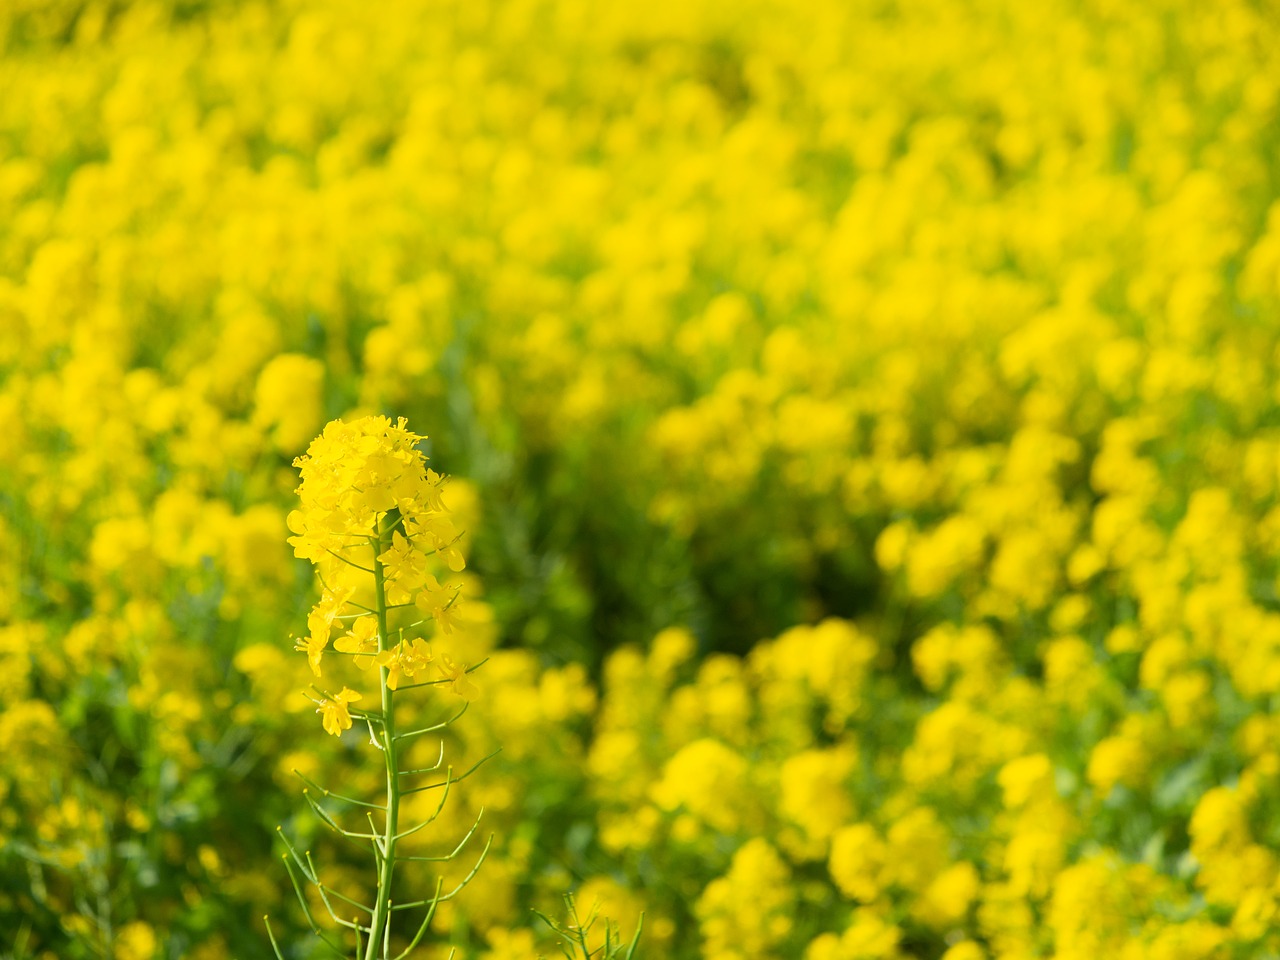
[268,415,490,959]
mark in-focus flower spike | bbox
[289,416,458,573]
[289,414,471,711]
[282,414,489,956]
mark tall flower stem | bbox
[278,417,486,958]
[367,514,398,960]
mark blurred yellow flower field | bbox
[4,0,1280,957]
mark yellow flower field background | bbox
[4,0,1280,957]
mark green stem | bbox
[366,516,399,960]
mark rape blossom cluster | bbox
[287,414,476,735]
[2,0,1280,957]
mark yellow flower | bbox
[290,416,435,557]
[997,753,1055,812]
[779,746,858,847]
[294,631,328,677]
[378,529,427,598]
[252,352,325,455]
[113,920,158,960]
[317,687,361,737]
[375,638,434,691]
[416,575,461,634]
[335,614,380,669]
[1086,733,1149,794]
[916,862,980,928]
[697,839,795,958]
[437,654,480,701]
[830,823,888,902]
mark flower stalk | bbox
[368,514,399,959]
[266,416,490,959]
